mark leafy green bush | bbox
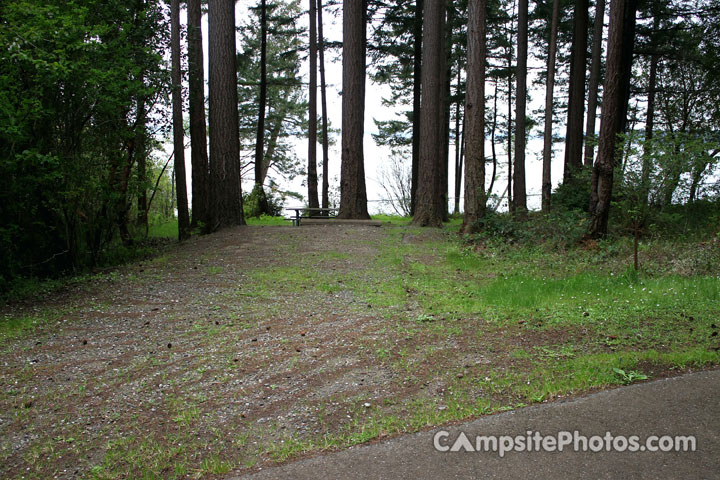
[550,167,592,212]
[472,209,588,249]
[243,185,301,218]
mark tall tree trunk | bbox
[583,0,606,167]
[453,69,463,216]
[563,0,589,180]
[462,0,486,233]
[188,0,209,228]
[171,0,190,240]
[318,0,330,211]
[208,0,245,231]
[489,80,498,198]
[410,0,424,216]
[261,119,283,182]
[253,0,270,214]
[338,0,370,219]
[454,108,466,216]
[512,0,528,214]
[506,1,514,210]
[412,0,446,227]
[440,2,453,222]
[588,0,637,238]
[136,91,148,232]
[641,12,660,206]
[307,0,320,209]
[541,0,560,211]
[688,155,717,203]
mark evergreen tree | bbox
[462,0,488,233]
[237,0,307,190]
[412,0,446,227]
[208,0,245,230]
[170,0,190,240]
[338,0,371,219]
[188,0,210,228]
[588,0,637,238]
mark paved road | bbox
[234,368,720,479]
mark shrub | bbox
[550,167,592,213]
[472,209,588,249]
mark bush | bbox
[471,209,588,249]
[550,167,592,212]
[243,185,287,218]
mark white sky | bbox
[174,1,585,215]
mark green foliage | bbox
[0,0,170,284]
[243,185,301,218]
[612,368,649,385]
[237,0,308,184]
[148,219,178,239]
[471,209,588,248]
[550,167,592,212]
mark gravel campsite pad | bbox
[1,224,718,479]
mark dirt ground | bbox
[1,225,452,478]
[0,224,710,479]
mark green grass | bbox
[148,215,292,236]
[148,219,179,238]
[246,215,292,226]
[4,220,719,478]
[371,214,411,225]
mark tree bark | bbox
[489,80,498,199]
[462,0,487,233]
[453,69,463,216]
[307,0,320,209]
[412,0,446,227]
[563,0,589,180]
[208,0,245,231]
[136,91,148,232]
[541,0,560,212]
[588,0,637,238]
[640,12,660,206]
[171,0,190,240]
[253,0,270,214]
[441,2,453,222]
[188,0,209,228]
[338,0,370,219]
[512,0,528,214]
[583,0,606,167]
[410,0,423,216]
[506,1,515,210]
[318,0,330,211]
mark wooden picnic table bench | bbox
[284,207,383,227]
[285,207,338,226]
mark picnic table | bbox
[285,207,338,226]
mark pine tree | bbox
[170,0,190,240]
[541,0,560,211]
[188,0,209,229]
[462,0,487,233]
[318,0,331,211]
[208,0,245,230]
[512,0,528,214]
[307,0,320,209]
[588,0,637,238]
[338,0,370,219]
[412,0,446,227]
[563,0,589,180]
[583,0,606,167]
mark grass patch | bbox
[4,220,719,479]
[148,219,178,238]
[371,214,411,225]
[246,215,292,226]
